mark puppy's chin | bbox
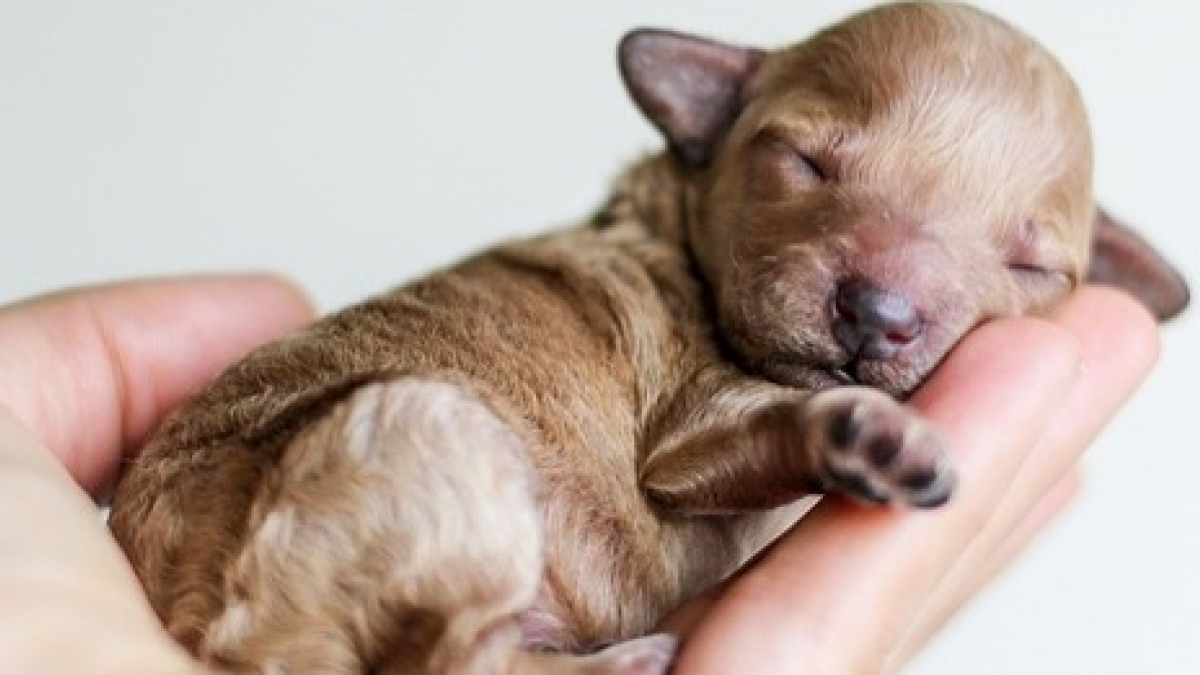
[755,357,928,399]
[755,361,852,392]
[844,357,931,399]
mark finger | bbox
[673,316,1082,674]
[888,471,1082,668]
[964,471,1083,614]
[889,287,1159,660]
[0,273,314,494]
[988,287,1157,517]
[0,407,198,672]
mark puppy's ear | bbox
[1088,207,1190,321]
[619,29,764,166]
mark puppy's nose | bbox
[833,280,923,359]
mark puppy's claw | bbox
[805,387,956,508]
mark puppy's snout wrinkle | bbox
[833,280,923,360]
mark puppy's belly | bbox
[516,516,717,653]
[516,478,811,652]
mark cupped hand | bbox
[0,275,313,673]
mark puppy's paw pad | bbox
[807,388,956,508]
[865,434,902,468]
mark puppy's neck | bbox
[595,154,697,249]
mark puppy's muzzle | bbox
[832,279,924,361]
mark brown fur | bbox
[109,3,1188,673]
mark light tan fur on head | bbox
[109,3,1188,673]
[688,2,1096,394]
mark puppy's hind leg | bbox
[201,378,544,674]
[516,634,678,675]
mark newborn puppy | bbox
[110,3,1189,673]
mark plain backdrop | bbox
[1,1,1196,672]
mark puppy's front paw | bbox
[804,387,955,508]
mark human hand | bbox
[665,286,1160,673]
[0,275,313,673]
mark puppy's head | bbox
[620,2,1189,396]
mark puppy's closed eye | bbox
[1006,261,1071,290]
[1005,220,1074,299]
[754,132,827,188]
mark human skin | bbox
[0,277,1158,674]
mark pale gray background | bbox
[1,1,1196,672]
